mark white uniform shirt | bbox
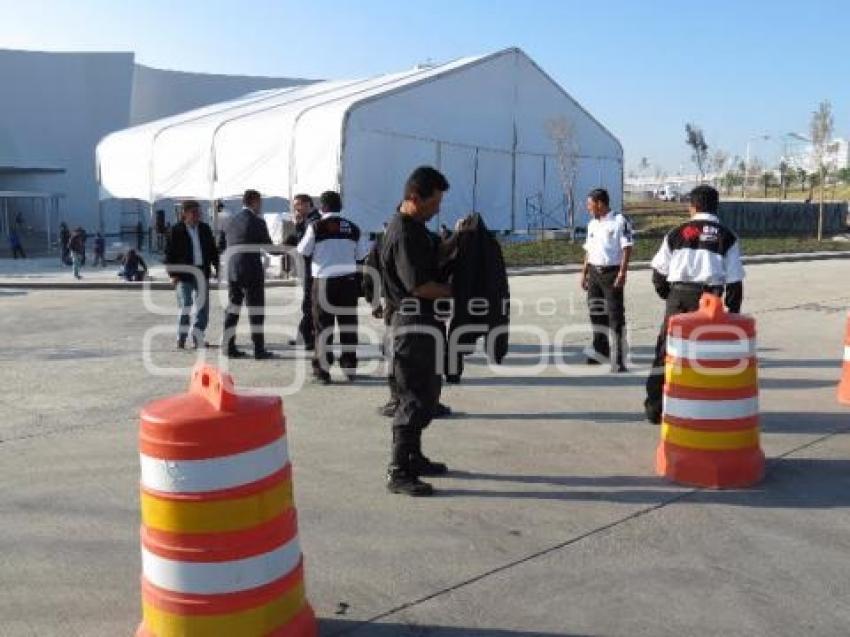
[186,224,203,266]
[650,213,745,284]
[297,212,371,279]
[583,211,634,266]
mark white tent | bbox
[96,48,623,232]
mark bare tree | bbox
[546,117,580,237]
[685,123,710,181]
[810,100,834,240]
[638,156,650,176]
[779,160,789,199]
[711,149,729,188]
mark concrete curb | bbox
[0,279,297,290]
[506,250,850,277]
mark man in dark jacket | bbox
[284,193,322,349]
[219,189,280,360]
[164,200,219,349]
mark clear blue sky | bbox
[2,0,848,173]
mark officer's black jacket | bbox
[446,214,510,363]
[219,208,276,286]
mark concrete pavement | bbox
[0,259,848,636]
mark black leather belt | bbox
[590,265,620,273]
[672,282,724,295]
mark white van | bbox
[654,185,681,201]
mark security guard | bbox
[644,184,745,424]
[297,191,370,384]
[285,193,322,349]
[580,188,633,372]
[380,166,452,496]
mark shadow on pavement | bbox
[436,458,850,509]
[321,618,580,636]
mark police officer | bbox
[380,166,453,496]
[580,188,633,372]
[285,193,322,349]
[297,191,370,384]
[644,184,745,424]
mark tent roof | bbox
[96,48,621,203]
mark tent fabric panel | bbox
[341,130,437,230]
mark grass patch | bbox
[501,235,850,267]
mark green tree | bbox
[685,123,710,181]
[759,172,775,198]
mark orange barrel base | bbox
[136,606,317,637]
[837,367,850,405]
[656,442,765,489]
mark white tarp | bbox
[97,48,623,231]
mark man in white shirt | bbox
[580,188,633,372]
[297,191,371,383]
[644,184,745,423]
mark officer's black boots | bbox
[387,466,434,496]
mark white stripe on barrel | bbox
[663,395,759,420]
[667,336,755,361]
[845,345,850,362]
[140,437,289,494]
[141,536,302,595]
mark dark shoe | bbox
[411,454,448,476]
[254,349,278,360]
[225,348,247,359]
[585,357,602,365]
[386,468,434,496]
[378,401,399,418]
[445,374,462,384]
[644,403,662,425]
[432,403,452,419]
[312,373,332,385]
[615,363,628,373]
[176,338,186,350]
[192,337,209,349]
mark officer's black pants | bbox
[223,282,266,353]
[587,267,626,365]
[298,258,315,347]
[312,274,359,376]
[390,319,442,471]
[644,287,704,417]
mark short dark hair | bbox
[293,193,313,206]
[243,189,262,206]
[181,199,201,213]
[319,191,342,213]
[587,188,610,207]
[404,166,450,201]
[689,184,719,213]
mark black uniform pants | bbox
[312,274,359,376]
[390,318,443,472]
[644,286,710,417]
[298,258,315,347]
[587,266,626,365]
[223,282,266,354]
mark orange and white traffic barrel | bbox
[656,293,765,488]
[136,365,317,637]
[837,312,850,405]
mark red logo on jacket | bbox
[681,226,701,241]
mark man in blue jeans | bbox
[164,200,219,349]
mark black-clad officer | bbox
[580,188,633,372]
[285,193,322,349]
[380,166,452,496]
[644,184,745,423]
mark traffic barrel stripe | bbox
[141,437,289,494]
[666,335,755,360]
